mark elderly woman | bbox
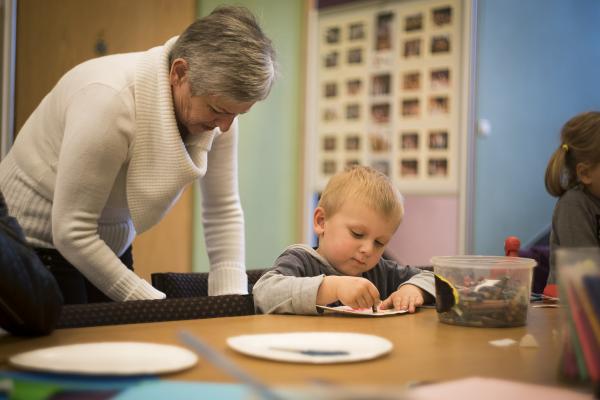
[0,6,276,303]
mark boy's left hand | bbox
[379,284,425,313]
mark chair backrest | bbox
[151,269,266,298]
[151,272,209,297]
[247,268,266,287]
[56,269,269,328]
[57,294,255,329]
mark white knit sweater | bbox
[0,37,248,300]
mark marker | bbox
[179,331,283,400]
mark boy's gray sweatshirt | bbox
[252,244,435,315]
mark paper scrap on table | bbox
[488,338,517,347]
[317,305,408,316]
[519,333,539,348]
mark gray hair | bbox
[169,5,277,102]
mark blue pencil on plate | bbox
[269,347,349,356]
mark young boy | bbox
[253,166,435,315]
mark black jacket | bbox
[0,191,63,335]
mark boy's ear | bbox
[576,162,593,185]
[313,207,326,236]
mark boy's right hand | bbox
[317,276,380,309]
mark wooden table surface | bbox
[0,308,562,387]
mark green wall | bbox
[193,0,303,272]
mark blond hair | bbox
[318,165,404,226]
[545,111,600,197]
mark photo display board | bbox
[315,0,462,194]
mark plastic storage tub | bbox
[431,256,536,327]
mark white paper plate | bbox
[9,342,198,375]
[227,332,392,364]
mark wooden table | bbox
[0,308,562,387]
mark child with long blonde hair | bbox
[545,111,600,282]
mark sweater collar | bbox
[127,36,218,233]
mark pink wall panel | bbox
[387,195,459,266]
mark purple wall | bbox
[387,195,459,266]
